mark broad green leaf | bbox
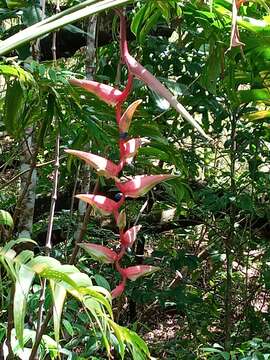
[131,2,155,40]
[107,321,125,358]
[37,93,55,147]
[139,10,161,43]
[94,274,111,291]
[0,209,13,228]
[245,110,270,121]
[22,5,42,26]
[6,0,27,9]
[0,64,34,82]
[123,327,150,359]
[238,16,270,35]
[14,250,34,272]
[64,24,88,35]
[14,264,35,347]
[84,297,111,355]
[2,238,36,253]
[131,3,148,35]
[0,248,17,279]
[79,286,112,317]
[238,88,270,103]
[4,80,25,137]
[200,43,222,95]
[51,282,66,344]
[108,319,149,359]
[62,319,74,337]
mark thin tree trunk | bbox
[85,15,97,80]
[17,129,37,238]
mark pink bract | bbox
[119,99,142,133]
[78,243,117,264]
[111,281,126,299]
[75,194,119,215]
[122,138,149,164]
[65,149,121,179]
[121,225,142,248]
[69,78,123,106]
[116,174,177,198]
[121,265,159,281]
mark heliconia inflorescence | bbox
[66,9,208,299]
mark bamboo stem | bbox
[224,111,237,351]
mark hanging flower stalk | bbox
[66,9,209,298]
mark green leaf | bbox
[244,110,270,122]
[14,264,35,347]
[139,9,161,43]
[94,274,111,291]
[0,209,13,228]
[200,43,222,95]
[2,238,36,254]
[238,88,270,103]
[51,282,66,344]
[3,80,25,137]
[0,64,34,82]
[62,319,74,337]
[14,250,34,271]
[37,93,55,147]
[131,3,148,35]
[22,5,42,26]
[6,0,27,9]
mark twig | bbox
[134,198,149,226]
[64,163,81,260]
[0,156,65,191]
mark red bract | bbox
[70,74,133,107]
[116,174,177,198]
[119,99,142,133]
[121,225,142,248]
[78,243,117,264]
[121,265,159,281]
[69,78,123,106]
[75,194,119,215]
[122,138,149,164]
[111,281,126,299]
[65,149,121,179]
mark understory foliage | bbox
[1,0,270,359]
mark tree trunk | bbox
[17,129,37,238]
